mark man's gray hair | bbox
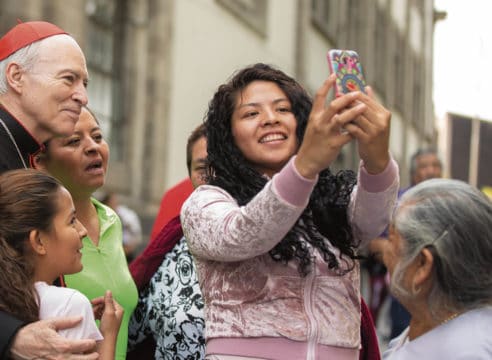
[0,40,43,94]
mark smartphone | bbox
[327,49,367,97]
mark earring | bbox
[411,281,422,295]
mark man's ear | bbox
[28,229,47,255]
[5,62,24,94]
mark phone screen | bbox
[327,49,366,96]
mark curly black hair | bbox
[205,63,358,276]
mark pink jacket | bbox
[181,156,399,360]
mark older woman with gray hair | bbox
[382,178,492,359]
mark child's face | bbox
[41,187,87,278]
[231,80,298,178]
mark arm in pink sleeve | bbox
[271,156,317,207]
[349,157,400,245]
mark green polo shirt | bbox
[65,198,138,359]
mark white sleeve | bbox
[57,290,104,341]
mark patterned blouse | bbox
[128,236,205,359]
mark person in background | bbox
[148,115,208,243]
[150,178,194,241]
[0,20,96,359]
[370,148,443,339]
[408,148,442,186]
[34,106,138,359]
[0,169,124,359]
[102,192,143,262]
[181,63,399,359]
[128,123,207,359]
[382,179,492,359]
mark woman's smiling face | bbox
[231,80,298,177]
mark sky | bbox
[433,0,492,121]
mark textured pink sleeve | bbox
[359,157,399,193]
[349,157,400,245]
[272,156,317,207]
[181,183,306,262]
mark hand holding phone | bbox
[327,49,367,97]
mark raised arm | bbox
[181,157,316,262]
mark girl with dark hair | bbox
[181,63,399,359]
[0,169,123,359]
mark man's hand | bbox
[10,317,98,360]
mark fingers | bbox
[99,290,124,338]
[312,74,336,114]
[11,318,97,359]
[344,89,391,137]
[114,300,124,322]
[103,290,124,321]
[104,290,115,311]
[57,338,98,357]
[67,352,99,360]
[330,90,362,109]
[345,113,372,136]
[92,303,104,320]
[49,316,83,330]
[337,103,367,126]
[90,296,104,306]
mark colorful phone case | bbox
[327,49,366,96]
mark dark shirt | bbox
[0,107,41,174]
[0,106,42,359]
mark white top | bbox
[383,306,492,359]
[35,281,103,340]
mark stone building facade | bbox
[0,0,439,233]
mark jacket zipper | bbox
[304,260,318,360]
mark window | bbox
[374,6,387,97]
[216,0,268,36]
[85,0,125,160]
[311,0,344,43]
[411,55,423,128]
[393,33,405,113]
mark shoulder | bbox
[188,184,234,201]
[35,283,93,319]
[91,197,122,233]
[36,283,90,306]
[386,308,492,359]
[181,185,236,214]
[92,197,118,218]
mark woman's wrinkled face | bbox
[38,108,109,196]
[230,80,298,178]
[383,223,404,277]
[384,218,423,307]
[20,35,89,140]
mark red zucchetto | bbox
[0,21,67,61]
